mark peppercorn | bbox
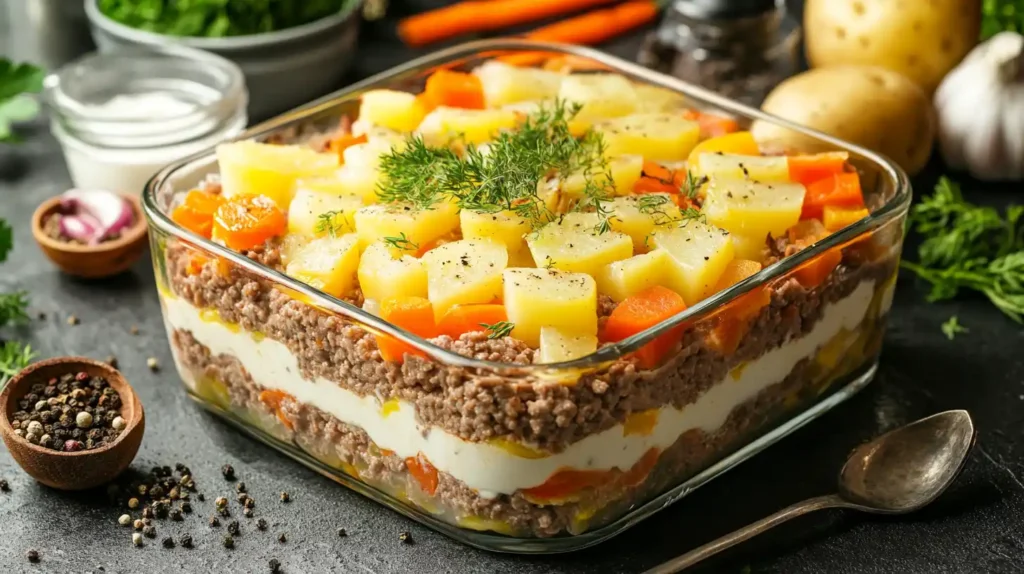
[197,493,205,502]
[133,519,144,531]
[143,525,156,538]
[337,528,347,538]
[399,532,413,544]
[118,514,131,526]
[219,507,230,518]
[142,507,154,519]
[221,464,235,481]
[243,497,255,510]
[132,533,143,547]
[243,507,254,518]
[0,479,8,492]
[236,492,249,503]
[223,535,235,549]
[170,509,183,521]
[279,492,290,503]
[257,518,268,531]
[278,533,287,543]
[150,485,165,498]
[162,537,175,549]
[215,496,228,509]
[227,520,240,535]
[180,534,194,549]
[269,558,282,573]
[146,357,159,371]
[128,498,140,509]
[26,549,39,563]
[235,482,246,493]
[209,516,221,527]
[180,501,192,514]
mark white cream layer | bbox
[163,280,876,496]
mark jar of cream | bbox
[43,45,248,194]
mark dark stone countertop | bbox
[2,15,1024,574]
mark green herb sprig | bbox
[0,341,35,386]
[0,59,44,143]
[382,232,419,253]
[941,316,968,340]
[901,177,1024,323]
[982,0,1024,39]
[480,321,515,339]
[314,210,347,237]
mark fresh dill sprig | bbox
[0,341,35,386]
[375,136,460,209]
[901,177,1024,323]
[681,170,707,200]
[0,291,28,328]
[314,210,347,237]
[382,232,419,253]
[480,321,515,339]
[941,316,968,340]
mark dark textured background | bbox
[1,4,1023,573]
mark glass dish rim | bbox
[143,38,911,374]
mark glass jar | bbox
[638,0,801,107]
[43,45,248,194]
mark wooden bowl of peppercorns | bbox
[0,357,145,490]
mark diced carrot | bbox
[686,131,759,170]
[436,304,507,339]
[541,54,613,73]
[422,69,485,111]
[642,160,674,183]
[793,247,843,289]
[211,195,287,251]
[405,454,439,495]
[330,133,368,164]
[258,389,295,430]
[823,205,870,232]
[633,176,679,195]
[707,260,770,355]
[415,235,452,258]
[801,172,865,220]
[522,448,661,501]
[620,448,660,488]
[787,152,849,187]
[787,219,830,245]
[682,109,740,137]
[603,286,687,369]
[376,297,437,363]
[172,190,226,239]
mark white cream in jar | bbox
[43,46,248,194]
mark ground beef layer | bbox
[172,329,843,538]
[163,239,895,452]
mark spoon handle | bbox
[642,494,847,574]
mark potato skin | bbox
[751,66,935,175]
[805,0,980,94]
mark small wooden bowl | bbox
[32,193,148,279]
[0,357,145,490]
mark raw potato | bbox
[752,66,935,175]
[804,0,981,94]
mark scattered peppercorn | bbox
[180,534,193,549]
[279,492,290,503]
[243,507,254,518]
[197,493,205,502]
[278,533,287,543]
[142,507,154,519]
[180,501,192,514]
[130,325,139,335]
[221,464,235,481]
[26,549,39,563]
[133,519,144,531]
[243,497,255,510]
[162,537,175,549]
[235,482,246,493]
[215,496,228,508]
[257,518,268,531]
[236,492,249,503]
[146,357,159,371]
[227,520,240,535]
[0,479,9,492]
[209,516,221,527]
[223,535,235,549]
[170,508,183,521]
[105,356,118,368]
[219,507,230,518]
[269,558,282,573]
[128,498,140,509]
[399,531,413,544]
[67,315,79,326]
[118,514,131,526]
[143,525,156,538]
[132,533,143,547]
[337,528,347,537]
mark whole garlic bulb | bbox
[935,32,1024,181]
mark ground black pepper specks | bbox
[161,537,175,549]
[277,533,287,543]
[227,520,240,536]
[223,535,234,549]
[257,518,268,531]
[221,464,235,481]
[179,534,193,549]
[0,479,9,492]
[26,549,39,562]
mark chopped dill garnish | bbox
[480,321,515,339]
[382,232,419,253]
[681,170,707,200]
[314,210,347,237]
[941,315,968,340]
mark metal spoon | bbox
[644,410,977,574]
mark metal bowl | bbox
[84,0,363,121]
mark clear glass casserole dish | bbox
[143,40,910,554]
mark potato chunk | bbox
[651,221,735,305]
[460,210,532,255]
[284,234,361,298]
[354,203,460,253]
[695,153,790,182]
[503,268,597,346]
[702,179,806,238]
[595,250,670,302]
[527,212,633,277]
[359,89,426,133]
[357,242,428,301]
[606,194,682,252]
[595,114,700,161]
[423,240,508,319]
[633,84,687,113]
[473,61,564,107]
[562,155,644,198]
[217,141,338,208]
[558,73,637,123]
[417,106,519,147]
[537,327,598,364]
[287,188,362,237]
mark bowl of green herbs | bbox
[85,0,363,120]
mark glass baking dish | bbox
[142,39,910,553]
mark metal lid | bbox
[672,0,777,19]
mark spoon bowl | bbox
[838,410,976,514]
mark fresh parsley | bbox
[0,291,29,328]
[901,177,1024,323]
[0,218,11,263]
[0,341,35,386]
[97,0,352,37]
[0,59,44,143]
[941,316,968,340]
[382,232,418,253]
[982,0,1024,39]
[480,321,515,339]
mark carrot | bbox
[542,54,614,72]
[522,448,660,501]
[211,195,287,251]
[405,454,439,495]
[398,0,621,47]
[421,69,485,111]
[793,248,843,289]
[823,205,870,232]
[523,1,660,45]
[707,260,770,355]
[172,190,225,239]
[258,389,295,430]
[633,176,679,195]
[787,152,849,187]
[436,304,508,339]
[801,172,864,220]
[376,297,438,363]
[682,109,740,138]
[642,160,673,183]
[329,133,367,164]
[603,286,687,369]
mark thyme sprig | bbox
[901,177,1024,323]
[941,316,968,340]
[480,321,515,339]
[382,232,419,253]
